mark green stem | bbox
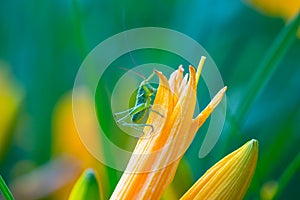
[274,152,300,199]
[225,12,300,144]
[0,176,14,200]
[237,11,300,123]
[72,0,88,59]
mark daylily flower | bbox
[181,139,258,199]
[52,91,109,199]
[246,0,300,20]
[9,92,109,199]
[71,139,258,200]
[110,57,227,199]
[245,0,300,37]
[0,64,23,161]
[69,57,259,200]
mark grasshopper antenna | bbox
[118,66,147,80]
[122,8,138,68]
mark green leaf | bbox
[0,175,14,200]
[238,11,300,122]
[162,158,194,199]
[69,169,101,200]
[274,152,300,200]
[227,11,300,141]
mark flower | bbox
[110,57,227,199]
[0,63,23,161]
[181,139,258,199]
[52,91,109,199]
[72,139,258,200]
[68,57,259,200]
[246,0,300,20]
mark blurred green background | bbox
[0,0,299,199]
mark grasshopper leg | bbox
[149,105,165,118]
[119,122,154,133]
[115,113,131,123]
[113,107,135,117]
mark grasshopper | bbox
[113,71,164,133]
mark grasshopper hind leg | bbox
[118,122,154,134]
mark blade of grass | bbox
[228,11,300,139]
[72,0,88,59]
[247,106,299,196]
[238,11,300,122]
[71,1,120,196]
[0,175,14,200]
[273,152,300,200]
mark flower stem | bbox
[72,0,88,59]
[0,175,14,200]
[273,152,300,200]
[229,11,300,138]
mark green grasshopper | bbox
[113,71,164,133]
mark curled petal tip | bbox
[154,69,162,75]
[188,65,196,87]
[248,139,258,150]
[249,139,258,144]
[155,69,170,88]
[192,86,227,130]
[217,86,227,97]
[178,65,184,72]
[209,86,227,109]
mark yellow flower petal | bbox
[52,91,109,199]
[180,139,258,200]
[246,0,300,20]
[0,64,23,161]
[110,58,227,199]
